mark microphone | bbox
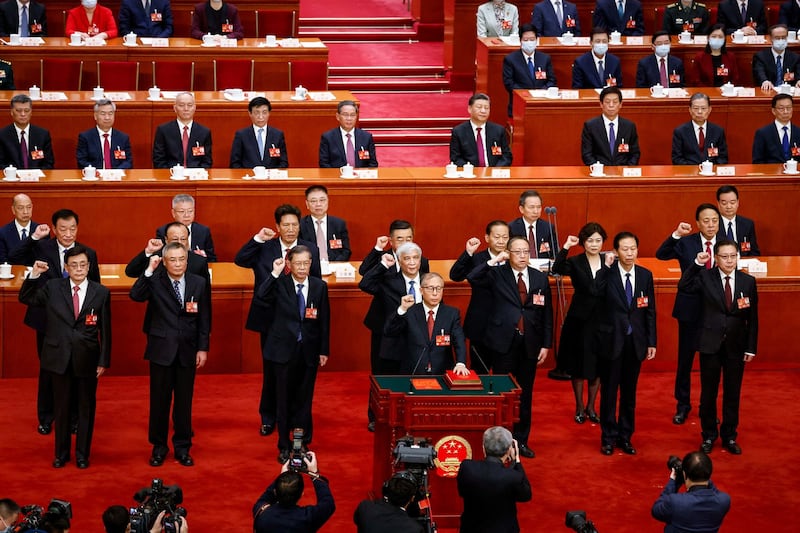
[408,343,431,393]
[470,345,492,376]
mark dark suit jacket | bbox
[678,263,758,355]
[457,457,531,533]
[779,0,800,31]
[690,50,740,86]
[449,120,512,167]
[299,214,351,261]
[508,217,555,259]
[353,499,423,533]
[717,0,766,33]
[191,1,244,39]
[152,121,212,168]
[449,249,494,341]
[256,274,330,365]
[467,262,553,356]
[234,237,321,332]
[655,232,706,322]
[358,248,431,277]
[671,121,729,164]
[551,249,606,321]
[635,54,685,88]
[0,124,54,169]
[580,116,640,165]
[229,125,288,168]
[651,479,731,532]
[0,219,40,263]
[592,0,645,35]
[531,0,581,36]
[718,214,760,256]
[384,302,467,374]
[752,48,800,86]
[318,127,378,168]
[118,0,173,37]
[0,0,47,36]
[502,50,557,116]
[76,128,133,169]
[572,51,623,88]
[253,478,335,533]
[129,269,211,366]
[156,221,216,262]
[19,277,111,377]
[752,122,800,163]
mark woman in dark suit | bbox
[691,24,740,86]
[190,0,244,40]
[551,222,607,424]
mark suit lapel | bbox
[60,280,75,320]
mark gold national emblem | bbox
[434,435,472,477]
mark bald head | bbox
[11,193,32,224]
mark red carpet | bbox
[356,92,472,119]
[2,368,797,532]
[300,0,412,19]
[327,42,444,67]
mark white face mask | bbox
[708,37,725,50]
[593,43,608,56]
[655,44,671,57]
[773,39,788,52]
[82,0,97,8]
[521,40,537,54]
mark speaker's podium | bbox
[370,374,520,528]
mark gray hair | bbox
[172,194,195,206]
[396,242,422,258]
[93,99,116,112]
[483,426,512,457]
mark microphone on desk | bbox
[546,205,567,349]
[408,343,431,394]
[471,345,492,376]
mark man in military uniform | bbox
[0,59,14,90]
[663,0,710,35]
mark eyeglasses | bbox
[290,261,311,267]
[338,113,358,118]
[174,209,195,216]
[66,262,89,269]
[421,285,444,293]
[508,249,530,256]
[716,254,737,260]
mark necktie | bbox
[724,275,732,310]
[408,280,416,301]
[427,310,434,339]
[315,220,328,261]
[103,133,112,169]
[283,248,290,274]
[145,0,151,15]
[181,125,189,167]
[62,249,68,277]
[20,130,28,169]
[698,125,705,153]
[297,283,305,341]
[625,273,633,334]
[740,2,747,24]
[20,5,28,37]
[527,56,535,81]
[528,224,538,258]
[705,241,712,269]
[555,0,564,29]
[345,133,356,167]
[598,60,605,84]
[617,0,624,18]
[20,228,26,240]
[257,128,265,160]
[659,58,668,87]
[72,286,80,319]
[777,55,783,86]
[608,122,616,156]
[517,272,526,333]
[727,221,734,240]
[476,127,486,166]
[783,125,790,160]
[172,279,183,307]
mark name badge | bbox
[737,296,750,309]
[532,293,545,306]
[435,334,450,346]
[222,23,233,33]
[329,238,343,249]
[740,240,751,252]
[185,301,198,313]
[707,146,719,157]
[747,20,757,29]
[114,149,126,159]
[151,12,162,21]
[268,146,281,157]
[192,145,205,156]
[85,313,97,325]
[785,72,796,82]
[792,145,800,157]
[305,307,318,319]
[626,18,636,29]
[0,71,6,78]
[30,23,42,33]
[535,69,547,80]
[636,296,649,308]
[683,22,694,31]
[358,149,370,160]
[607,77,617,87]
[566,17,576,27]
[716,66,728,76]
[618,143,629,153]
[491,144,502,155]
[501,19,511,30]
[669,73,681,84]
[30,148,44,160]
[538,241,550,253]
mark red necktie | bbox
[659,57,668,87]
[528,224,538,258]
[517,272,526,333]
[103,133,112,169]
[724,275,732,310]
[698,126,705,153]
[283,248,290,274]
[705,241,712,269]
[182,125,189,167]
[427,310,434,339]
[476,127,486,167]
[20,130,28,169]
[72,285,80,319]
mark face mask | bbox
[655,44,670,57]
[81,0,97,8]
[521,41,537,54]
[708,37,724,51]
[593,43,608,56]
[773,39,788,52]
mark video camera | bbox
[288,428,312,473]
[130,479,187,533]
[13,499,72,533]
[392,435,438,533]
[565,510,598,533]
[667,455,685,486]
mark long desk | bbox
[0,91,353,170]
[2,37,327,91]
[0,257,797,378]
[511,88,774,166]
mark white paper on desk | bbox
[301,41,326,48]
[737,87,755,97]
[667,88,688,98]
[20,37,44,45]
[141,37,168,47]
[355,169,378,179]
[186,168,208,180]
[278,38,300,47]
[18,169,44,181]
[220,38,237,48]
[309,91,336,101]
[626,37,644,45]
[42,92,67,101]
[99,169,124,181]
[334,263,356,279]
[84,37,106,46]
[498,36,520,45]
[560,90,579,99]
[621,89,637,99]
[104,92,132,101]
[747,36,766,44]
[529,89,548,98]
[575,37,591,46]
[739,258,767,272]
[694,36,708,45]
[161,91,182,100]
[267,169,288,179]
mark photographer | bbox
[457,426,532,533]
[353,472,423,533]
[102,506,188,533]
[0,499,19,533]
[651,451,730,532]
[253,451,335,533]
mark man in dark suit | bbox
[655,203,720,425]
[596,232,656,456]
[0,193,42,263]
[126,223,210,282]
[449,220,510,373]
[118,0,173,37]
[457,426,531,533]
[75,99,133,170]
[0,94,54,169]
[716,185,759,256]
[449,93,512,167]
[572,28,623,88]
[129,242,211,468]
[531,0,581,36]
[593,0,645,35]
[354,471,423,533]
[502,24,557,116]
[318,100,377,168]
[752,93,800,163]
[636,30,686,87]
[508,190,554,259]
[19,246,110,469]
[299,184,351,262]
[0,59,14,90]
[234,204,321,437]
[679,240,758,454]
[385,272,469,375]
[752,24,800,92]
[717,0,766,35]
[663,0,710,35]
[581,86,640,165]
[152,92,212,168]
[467,236,553,458]
[652,451,731,530]
[672,93,729,164]
[10,208,100,436]
[155,194,216,261]
[779,0,800,31]
[0,0,47,36]
[230,96,288,169]
[256,246,329,461]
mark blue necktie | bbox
[408,280,416,302]
[776,55,783,86]
[527,56,535,81]
[598,60,605,85]
[20,228,26,240]
[617,0,624,19]
[172,279,183,308]
[296,283,305,341]
[257,128,265,160]
[20,5,28,37]
[783,125,790,160]
[726,221,734,240]
[625,273,633,334]
[608,122,616,156]
[740,2,747,25]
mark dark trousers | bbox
[674,320,699,414]
[599,336,643,446]
[495,334,538,447]
[469,340,493,374]
[699,344,746,442]
[50,366,97,462]
[259,332,276,426]
[148,360,196,456]
[273,344,318,451]
[36,330,78,428]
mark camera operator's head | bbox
[41,514,70,533]
[102,505,130,533]
[682,451,713,488]
[275,471,305,507]
[483,426,513,459]
[0,499,20,533]
[383,472,417,509]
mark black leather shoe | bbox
[277,449,290,464]
[617,440,637,455]
[259,424,274,436]
[547,368,572,381]
[700,439,714,454]
[585,409,600,424]
[149,454,165,467]
[574,411,586,424]
[672,411,688,425]
[601,444,614,455]
[52,458,67,468]
[176,453,194,467]
[367,421,376,432]
[38,423,52,435]
[518,444,535,458]
[724,440,742,455]
[76,458,89,469]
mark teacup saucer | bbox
[290,95,307,101]
[0,273,15,279]
[122,42,138,47]
[68,41,84,47]
[443,173,460,178]
[340,174,356,179]
[783,169,800,175]
[82,176,99,181]
[589,172,605,177]
[201,42,217,47]
[698,171,715,176]
[146,97,162,101]
[2,176,19,182]
[650,93,667,98]
[170,176,187,181]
